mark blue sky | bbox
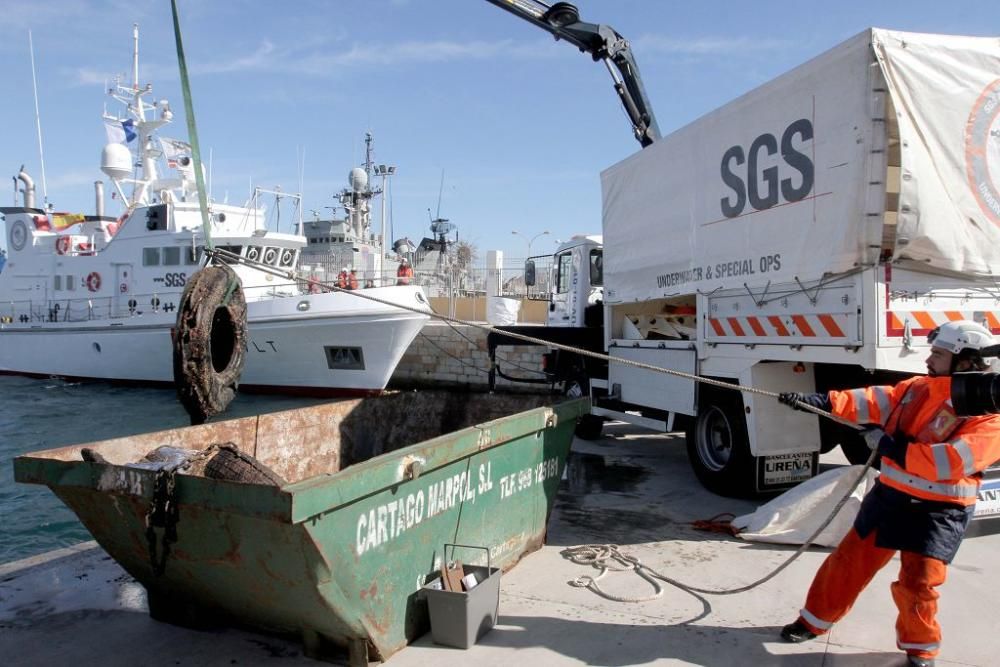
[2,0,998,260]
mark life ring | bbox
[172,264,248,425]
[85,272,102,292]
[55,236,71,255]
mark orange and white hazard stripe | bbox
[886,310,1000,337]
[707,313,851,340]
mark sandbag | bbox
[732,465,879,547]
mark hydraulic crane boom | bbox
[484,0,660,147]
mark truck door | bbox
[548,250,577,327]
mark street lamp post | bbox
[511,229,550,258]
[375,164,396,285]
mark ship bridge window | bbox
[66,275,75,291]
[163,247,181,266]
[145,204,168,231]
[143,247,161,266]
[54,275,62,291]
[262,247,278,265]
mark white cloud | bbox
[635,34,791,56]
[0,0,91,31]
[48,167,104,191]
[175,37,562,78]
[193,40,277,75]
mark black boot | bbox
[906,656,934,667]
[780,620,817,643]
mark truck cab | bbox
[547,235,603,328]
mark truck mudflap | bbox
[756,451,819,494]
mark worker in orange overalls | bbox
[396,257,413,285]
[348,269,359,290]
[337,268,349,289]
[776,320,1000,667]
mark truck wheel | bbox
[564,376,603,440]
[685,393,755,497]
[574,414,605,440]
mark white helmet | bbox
[928,320,995,354]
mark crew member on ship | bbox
[396,257,413,285]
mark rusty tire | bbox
[173,265,247,424]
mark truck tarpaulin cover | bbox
[600,28,1000,304]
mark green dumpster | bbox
[13,391,588,664]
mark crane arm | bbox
[484,0,660,147]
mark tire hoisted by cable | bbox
[172,264,247,424]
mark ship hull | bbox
[0,286,429,395]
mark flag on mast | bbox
[159,137,192,169]
[104,119,136,144]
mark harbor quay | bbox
[3,423,997,666]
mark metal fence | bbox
[295,256,554,300]
[0,257,555,327]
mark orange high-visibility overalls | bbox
[796,376,1000,659]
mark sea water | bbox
[0,375,324,564]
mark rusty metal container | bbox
[13,391,587,664]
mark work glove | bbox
[861,426,909,466]
[777,392,831,412]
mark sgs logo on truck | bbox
[966,79,1000,226]
[719,118,814,218]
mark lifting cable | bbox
[170,0,213,252]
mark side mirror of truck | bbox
[524,259,536,287]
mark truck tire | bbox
[685,392,756,497]
[564,375,603,440]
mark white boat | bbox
[0,27,430,396]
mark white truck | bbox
[486,3,1000,498]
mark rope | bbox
[689,512,739,535]
[204,247,852,426]
[563,445,879,600]
[441,319,548,377]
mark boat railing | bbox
[0,292,190,325]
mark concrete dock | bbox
[2,424,997,666]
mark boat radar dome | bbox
[349,167,368,192]
[101,143,132,181]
